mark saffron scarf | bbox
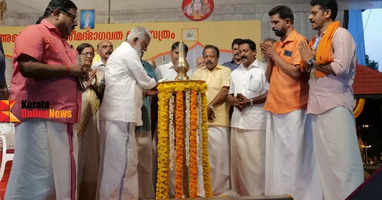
[311,21,340,78]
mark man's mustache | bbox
[272,29,284,37]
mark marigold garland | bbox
[188,90,198,197]
[155,81,210,199]
[185,90,191,167]
[169,95,175,172]
[197,92,205,196]
[201,91,213,197]
[175,91,184,198]
[156,90,171,200]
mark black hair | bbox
[203,45,220,58]
[263,38,277,44]
[268,5,294,24]
[231,38,243,49]
[310,0,338,20]
[171,41,189,54]
[76,43,94,54]
[36,0,77,24]
[239,39,256,51]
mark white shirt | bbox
[92,60,106,71]
[99,41,156,125]
[229,60,268,130]
[156,62,192,81]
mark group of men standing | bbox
[4,0,364,200]
[190,0,364,200]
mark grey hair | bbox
[127,27,151,42]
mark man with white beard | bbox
[98,26,157,200]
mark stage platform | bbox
[167,195,293,200]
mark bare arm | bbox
[261,43,302,80]
[226,94,235,105]
[18,54,84,79]
[271,54,302,79]
[209,86,229,107]
[250,93,267,104]
[265,60,274,82]
[237,92,267,110]
[315,63,335,75]
[207,86,229,121]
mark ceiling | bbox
[3,0,382,26]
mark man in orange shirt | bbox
[261,5,321,200]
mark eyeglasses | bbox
[60,9,77,21]
[81,52,95,57]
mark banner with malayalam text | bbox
[1,20,261,70]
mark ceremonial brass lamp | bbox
[175,41,190,80]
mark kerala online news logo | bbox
[0,100,72,123]
[0,100,20,123]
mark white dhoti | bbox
[231,127,265,196]
[125,127,139,200]
[5,119,76,200]
[265,109,321,200]
[310,107,364,200]
[208,126,230,196]
[98,120,135,200]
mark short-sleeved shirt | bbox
[229,60,268,130]
[307,27,357,114]
[264,30,309,114]
[192,65,231,127]
[92,60,106,71]
[10,19,81,123]
[156,62,192,81]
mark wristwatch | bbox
[307,58,315,68]
[250,98,254,106]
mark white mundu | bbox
[98,40,156,199]
[229,60,268,196]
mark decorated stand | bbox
[155,42,212,199]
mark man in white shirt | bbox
[227,39,268,196]
[98,27,157,200]
[156,41,190,81]
[92,40,113,71]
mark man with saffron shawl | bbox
[298,0,364,199]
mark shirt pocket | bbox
[248,73,263,94]
[207,75,221,90]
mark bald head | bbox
[97,40,113,63]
